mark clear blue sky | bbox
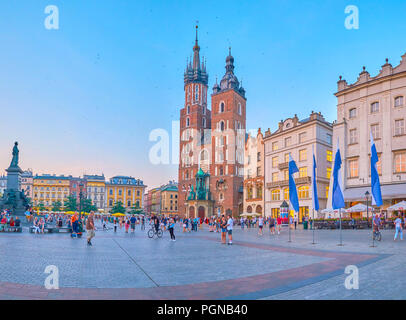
[0,0,405,188]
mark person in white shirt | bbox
[258,217,264,236]
[226,215,233,245]
[394,216,403,241]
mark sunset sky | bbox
[0,0,405,189]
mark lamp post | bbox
[365,190,370,226]
[79,182,84,220]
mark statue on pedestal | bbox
[10,142,19,168]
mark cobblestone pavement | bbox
[0,223,403,299]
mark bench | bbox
[0,226,22,233]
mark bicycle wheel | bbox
[157,229,163,238]
[377,232,382,241]
[147,229,154,238]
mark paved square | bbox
[0,223,403,299]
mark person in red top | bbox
[9,217,15,227]
[276,216,282,235]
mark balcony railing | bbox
[278,162,289,170]
[266,176,311,189]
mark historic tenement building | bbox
[178,27,246,218]
[333,53,406,214]
[264,112,333,222]
[243,129,265,216]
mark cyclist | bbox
[373,213,381,238]
[153,215,160,233]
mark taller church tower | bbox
[210,49,246,217]
[178,26,211,217]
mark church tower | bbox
[178,26,211,218]
[210,49,246,217]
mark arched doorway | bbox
[198,206,205,219]
[226,209,232,216]
[189,206,195,218]
[256,205,262,215]
[247,206,253,213]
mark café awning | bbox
[343,183,406,202]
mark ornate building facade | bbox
[178,27,246,218]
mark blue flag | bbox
[289,154,299,213]
[312,149,319,211]
[332,141,345,209]
[370,133,383,207]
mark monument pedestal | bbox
[0,165,27,216]
[6,165,23,191]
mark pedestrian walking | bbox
[168,217,176,241]
[226,215,233,245]
[258,216,264,236]
[86,211,95,246]
[220,216,227,244]
[394,216,403,241]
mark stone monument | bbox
[0,142,30,215]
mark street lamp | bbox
[365,190,370,226]
[79,182,84,219]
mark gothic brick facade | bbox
[178,27,246,218]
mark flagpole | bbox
[338,208,343,246]
[312,208,316,244]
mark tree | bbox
[129,203,144,215]
[64,196,77,212]
[37,202,46,211]
[82,198,98,213]
[52,201,62,212]
[110,201,125,214]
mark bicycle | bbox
[148,226,163,239]
[373,228,382,241]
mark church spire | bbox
[192,25,200,71]
[184,25,208,86]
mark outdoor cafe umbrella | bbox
[111,213,126,217]
[345,203,374,213]
[387,201,406,211]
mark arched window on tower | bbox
[220,102,225,113]
[202,117,206,127]
[186,117,190,127]
[195,85,199,102]
[187,105,190,114]
[220,121,225,132]
[238,102,242,115]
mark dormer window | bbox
[395,96,404,107]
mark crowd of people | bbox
[0,209,21,232]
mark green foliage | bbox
[64,195,77,212]
[81,198,98,213]
[110,201,126,214]
[52,201,62,212]
[37,202,46,211]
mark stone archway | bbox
[256,205,262,214]
[247,206,252,213]
[198,206,205,219]
[189,206,195,218]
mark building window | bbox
[326,134,332,145]
[128,190,131,196]
[220,121,225,132]
[326,186,329,199]
[371,102,380,113]
[395,96,404,107]
[349,108,357,118]
[109,189,113,195]
[327,167,332,179]
[257,152,261,162]
[195,85,199,102]
[348,159,359,178]
[285,153,289,163]
[186,117,190,127]
[298,186,309,199]
[109,200,113,206]
[118,189,122,196]
[394,152,406,173]
[271,189,280,201]
[272,142,278,151]
[299,132,306,143]
[187,105,190,114]
[285,137,292,147]
[371,124,380,139]
[283,169,289,180]
[299,149,307,161]
[127,200,131,207]
[238,103,242,115]
[327,150,333,162]
[299,167,307,178]
[395,119,405,136]
[272,172,279,182]
[272,157,278,168]
[349,129,357,144]
[283,188,289,200]
[202,117,206,127]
